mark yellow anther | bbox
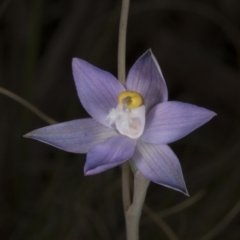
[118,91,143,109]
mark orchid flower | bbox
[25,50,216,195]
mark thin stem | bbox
[117,1,149,239]
[0,86,57,125]
[125,172,150,240]
[118,0,130,85]
[118,0,131,213]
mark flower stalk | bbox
[117,0,131,216]
[125,172,150,240]
[118,0,149,239]
[118,0,130,85]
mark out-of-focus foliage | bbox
[0,0,240,239]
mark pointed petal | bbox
[126,50,168,112]
[142,101,216,144]
[24,119,117,153]
[84,135,136,175]
[72,58,125,128]
[132,141,188,195]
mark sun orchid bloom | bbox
[25,50,216,195]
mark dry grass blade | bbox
[0,0,11,17]
[142,190,206,228]
[131,0,240,74]
[159,190,206,218]
[0,86,57,125]
[198,198,240,240]
[143,204,179,240]
[74,203,112,240]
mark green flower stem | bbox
[117,1,150,239]
[125,172,150,240]
[118,0,130,85]
[118,0,131,216]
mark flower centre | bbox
[118,91,143,109]
[106,91,145,139]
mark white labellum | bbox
[106,104,146,139]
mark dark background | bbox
[1,0,240,239]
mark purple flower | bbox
[25,50,216,195]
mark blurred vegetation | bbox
[1,0,240,239]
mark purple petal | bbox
[72,58,125,128]
[126,50,168,112]
[132,141,188,195]
[84,135,136,175]
[24,119,117,153]
[142,101,216,144]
